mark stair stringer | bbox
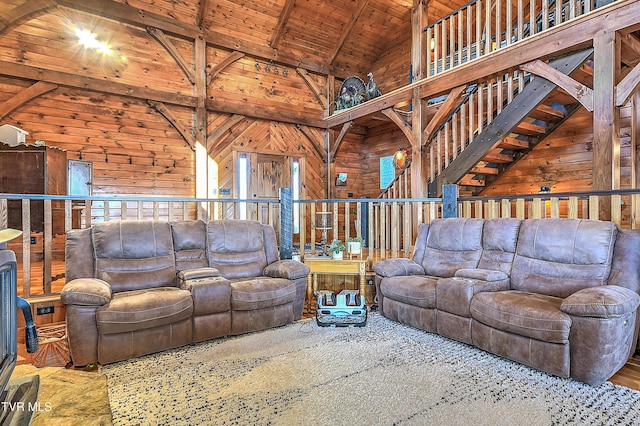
[428,47,594,197]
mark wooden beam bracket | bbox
[147,27,197,85]
[617,61,640,107]
[207,51,245,85]
[330,121,353,162]
[382,108,413,143]
[0,81,58,120]
[297,68,328,109]
[147,100,196,150]
[520,59,594,112]
[422,85,468,145]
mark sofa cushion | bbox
[477,218,522,275]
[470,290,571,344]
[421,218,484,277]
[380,275,438,309]
[171,220,208,271]
[511,219,617,298]
[207,220,268,279]
[92,221,176,293]
[96,287,193,334]
[230,278,296,311]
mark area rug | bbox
[101,313,640,425]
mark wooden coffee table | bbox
[303,257,366,312]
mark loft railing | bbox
[2,188,640,297]
[425,0,597,77]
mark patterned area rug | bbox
[101,313,640,425]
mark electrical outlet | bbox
[36,305,55,315]
[367,278,374,285]
[30,236,36,244]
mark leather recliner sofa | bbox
[373,217,640,386]
[61,219,309,366]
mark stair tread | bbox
[483,151,513,163]
[471,166,500,175]
[460,176,486,186]
[529,103,566,121]
[514,121,546,136]
[498,137,529,150]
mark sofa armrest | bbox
[177,267,220,282]
[454,268,508,282]
[180,276,230,315]
[561,285,640,318]
[263,260,310,280]
[372,258,424,278]
[61,278,112,306]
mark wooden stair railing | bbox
[428,47,594,197]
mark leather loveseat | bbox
[61,219,309,366]
[373,217,640,386]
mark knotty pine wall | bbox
[481,102,634,196]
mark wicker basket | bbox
[33,323,71,368]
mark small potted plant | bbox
[327,239,346,260]
[347,236,364,258]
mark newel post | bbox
[279,187,293,259]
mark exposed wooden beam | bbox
[270,0,296,49]
[196,0,209,28]
[326,0,640,128]
[617,61,640,107]
[147,100,196,151]
[592,31,620,220]
[382,108,413,143]
[56,0,332,76]
[296,68,328,109]
[422,85,467,144]
[328,0,369,65]
[206,114,247,155]
[520,59,593,111]
[207,51,245,85]
[205,97,326,128]
[147,27,196,85]
[0,60,198,107]
[296,124,326,161]
[0,0,56,35]
[330,121,353,162]
[0,81,57,120]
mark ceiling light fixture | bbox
[74,28,112,55]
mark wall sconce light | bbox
[393,148,408,170]
[539,186,551,193]
[255,59,288,76]
[430,38,435,51]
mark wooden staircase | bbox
[427,48,594,197]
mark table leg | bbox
[306,274,313,314]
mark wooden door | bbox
[247,154,291,233]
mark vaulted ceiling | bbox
[115,0,471,78]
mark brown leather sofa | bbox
[61,219,309,366]
[373,217,640,386]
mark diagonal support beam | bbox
[147,27,196,85]
[0,1,56,35]
[382,108,413,142]
[330,121,353,162]
[297,68,328,109]
[147,100,196,150]
[617,61,640,107]
[328,0,369,65]
[422,85,468,144]
[270,0,296,48]
[207,51,245,85]
[429,48,594,197]
[520,59,593,111]
[297,124,327,161]
[0,81,57,120]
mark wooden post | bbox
[592,32,620,221]
[411,0,426,234]
[633,91,640,229]
[279,188,293,260]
